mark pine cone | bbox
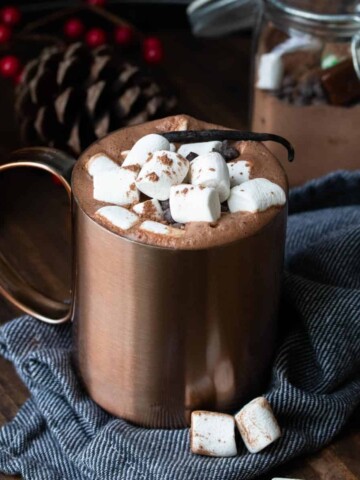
[15,42,176,156]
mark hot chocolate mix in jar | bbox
[251,0,360,186]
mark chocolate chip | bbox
[221,202,229,212]
[214,140,239,161]
[186,152,198,161]
[160,200,170,210]
[163,208,174,224]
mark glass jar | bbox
[251,0,360,185]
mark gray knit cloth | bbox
[1,170,360,480]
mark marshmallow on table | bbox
[228,178,286,213]
[136,151,189,201]
[93,167,139,206]
[178,141,222,158]
[96,206,139,231]
[170,184,221,223]
[227,160,252,187]
[140,220,184,237]
[235,397,281,453]
[191,411,237,457]
[133,199,164,220]
[190,152,230,202]
[256,53,284,90]
[86,153,119,177]
[122,133,170,167]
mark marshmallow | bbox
[133,199,164,220]
[139,220,184,236]
[256,53,284,90]
[170,184,221,223]
[178,141,222,158]
[86,153,119,177]
[235,397,281,453]
[121,149,130,159]
[190,152,230,202]
[96,206,139,230]
[227,160,252,187]
[169,143,176,152]
[191,411,237,457]
[227,178,286,213]
[122,133,170,167]
[136,151,189,201]
[273,34,322,56]
[93,167,139,206]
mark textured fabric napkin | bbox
[1,170,360,480]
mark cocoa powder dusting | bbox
[122,164,140,173]
[158,153,173,166]
[146,172,159,182]
[142,201,156,217]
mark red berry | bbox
[86,28,106,48]
[86,0,106,5]
[143,36,162,49]
[114,25,133,45]
[1,6,21,26]
[64,18,85,39]
[0,24,11,44]
[143,42,164,65]
[0,55,20,78]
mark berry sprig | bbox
[63,19,164,63]
[0,6,23,83]
[0,1,165,85]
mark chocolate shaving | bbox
[163,130,295,162]
[186,152,198,161]
[213,140,239,161]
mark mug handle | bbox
[0,147,76,324]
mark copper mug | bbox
[0,139,287,428]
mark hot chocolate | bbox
[73,114,288,249]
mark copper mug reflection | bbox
[0,145,287,428]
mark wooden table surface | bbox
[0,25,359,480]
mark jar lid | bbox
[187,0,261,36]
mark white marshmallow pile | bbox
[96,206,139,231]
[170,185,221,223]
[190,397,281,457]
[93,166,139,206]
[228,178,286,213]
[235,397,281,454]
[87,133,285,234]
[190,152,230,202]
[191,411,237,457]
[228,160,252,187]
[87,153,119,177]
[133,199,164,220]
[136,150,189,201]
[122,133,170,167]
